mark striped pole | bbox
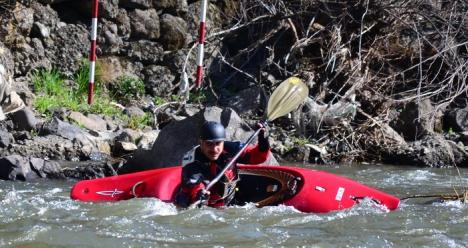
[195,0,208,88]
[88,0,99,104]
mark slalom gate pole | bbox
[195,0,208,88]
[88,0,99,104]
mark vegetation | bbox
[110,76,145,104]
[32,63,149,129]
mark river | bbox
[0,163,466,247]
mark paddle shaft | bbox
[189,77,309,208]
[401,193,466,201]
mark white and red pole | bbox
[195,0,208,88]
[88,0,99,104]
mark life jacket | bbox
[176,140,270,208]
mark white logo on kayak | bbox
[335,187,345,201]
[96,189,124,197]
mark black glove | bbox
[196,189,210,206]
[256,122,269,152]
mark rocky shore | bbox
[0,0,466,181]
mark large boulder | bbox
[0,155,64,181]
[444,107,468,132]
[143,65,175,96]
[390,99,443,141]
[0,155,37,180]
[382,134,467,167]
[159,14,189,51]
[124,40,164,65]
[153,0,188,15]
[119,106,278,173]
[129,8,160,40]
[221,86,267,118]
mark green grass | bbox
[31,65,148,129]
[73,59,102,98]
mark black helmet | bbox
[200,121,226,141]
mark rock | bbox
[159,14,188,51]
[100,19,122,54]
[29,157,65,178]
[68,112,107,132]
[103,115,118,131]
[153,0,188,15]
[444,107,468,132]
[50,24,88,75]
[306,143,329,164]
[94,140,112,156]
[87,114,109,131]
[60,160,119,179]
[380,123,407,145]
[98,57,137,83]
[221,86,266,117]
[143,65,175,96]
[31,22,50,39]
[0,130,14,148]
[129,9,160,40]
[124,40,164,65]
[119,106,278,173]
[115,8,131,38]
[124,106,146,118]
[10,107,38,131]
[383,135,461,167]
[115,128,141,143]
[447,140,468,168]
[120,0,152,9]
[390,99,442,141]
[461,131,468,143]
[137,129,160,149]
[0,155,38,181]
[114,141,138,156]
[40,117,96,148]
[13,6,35,35]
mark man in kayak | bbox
[175,121,270,208]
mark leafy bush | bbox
[110,76,145,103]
[125,113,153,130]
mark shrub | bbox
[110,76,145,103]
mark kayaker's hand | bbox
[256,122,269,152]
[196,189,210,205]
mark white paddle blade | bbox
[267,77,309,121]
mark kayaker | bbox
[175,121,270,208]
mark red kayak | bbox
[70,165,400,213]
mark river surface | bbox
[0,163,466,247]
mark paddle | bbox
[190,76,309,208]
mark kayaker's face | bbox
[200,140,224,161]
